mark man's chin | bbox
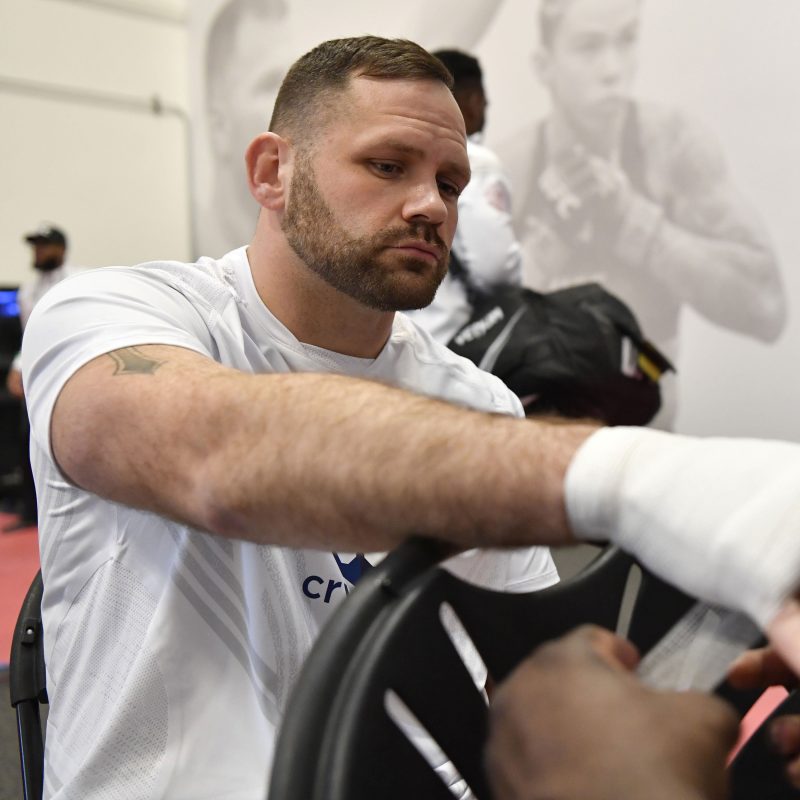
[364,281,440,313]
[395,297,437,312]
[388,272,444,311]
[359,258,441,306]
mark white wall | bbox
[0,0,190,285]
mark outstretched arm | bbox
[51,343,593,552]
[50,344,800,676]
[27,270,800,677]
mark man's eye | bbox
[438,180,461,199]
[371,162,401,176]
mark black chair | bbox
[270,538,747,800]
[8,569,47,800]
[269,537,794,800]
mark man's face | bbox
[281,77,470,312]
[457,85,488,138]
[31,243,65,272]
[539,0,640,131]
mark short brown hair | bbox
[269,36,453,145]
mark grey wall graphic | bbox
[189,0,800,440]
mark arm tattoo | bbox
[108,347,165,376]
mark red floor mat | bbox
[0,514,39,665]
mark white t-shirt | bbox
[406,139,522,343]
[23,247,558,800]
[11,264,83,372]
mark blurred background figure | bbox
[507,0,786,429]
[4,224,78,530]
[406,49,523,344]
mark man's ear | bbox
[246,132,291,210]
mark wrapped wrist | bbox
[564,426,800,628]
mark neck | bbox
[246,219,394,359]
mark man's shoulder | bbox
[80,248,245,301]
[30,250,250,332]
[132,248,240,283]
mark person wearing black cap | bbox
[18,224,71,331]
[4,224,78,529]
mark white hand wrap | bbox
[565,427,800,629]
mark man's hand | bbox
[486,626,738,800]
[728,642,800,788]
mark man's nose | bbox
[402,182,448,227]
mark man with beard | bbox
[21,38,559,799]
[20,36,800,799]
[507,0,786,429]
[198,0,505,257]
[4,225,79,529]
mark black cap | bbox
[24,224,67,248]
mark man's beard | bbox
[34,257,63,273]
[281,156,449,312]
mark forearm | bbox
[53,346,596,552]
[209,375,593,550]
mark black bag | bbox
[447,280,673,426]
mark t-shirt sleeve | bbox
[22,267,218,460]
